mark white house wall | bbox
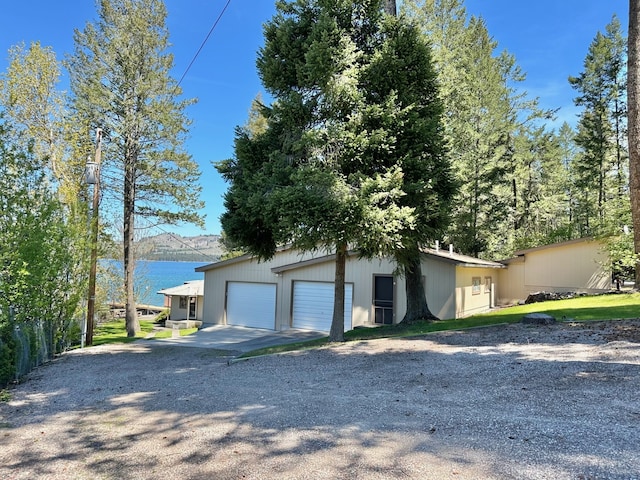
[168,295,204,321]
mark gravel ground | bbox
[1,320,640,480]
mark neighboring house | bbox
[497,238,611,305]
[195,246,505,332]
[157,280,204,326]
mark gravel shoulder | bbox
[1,320,640,480]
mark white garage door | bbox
[292,281,353,332]
[226,282,276,330]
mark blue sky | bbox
[0,0,628,237]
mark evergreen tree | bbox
[569,16,628,235]
[67,0,204,336]
[403,0,541,259]
[219,0,451,337]
[360,14,455,322]
[629,0,640,288]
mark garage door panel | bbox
[293,281,352,332]
[226,282,276,330]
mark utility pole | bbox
[385,0,397,16]
[86,128,103,346]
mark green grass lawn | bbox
[241,292,640,358]
[91,293,639,353]
[92,320,197,346]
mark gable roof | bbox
[271,250,359,274]
[157,280,204,296]
[196,245,504,274]
[421,248,505,269]
[511,237,598,256]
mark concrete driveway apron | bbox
[149,324,325,353]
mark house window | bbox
[179,296,188,309]
[472,277,481,295]
[484,276,492,294]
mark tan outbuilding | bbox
[497,238,611,305]
[195,246,505,331]
[174,237,614,332]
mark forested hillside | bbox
[136,233,223,262]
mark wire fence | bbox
[0,309,77,388]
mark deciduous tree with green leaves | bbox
[0,119,83,381]
[0,42,66,178]
[67,0,204,336]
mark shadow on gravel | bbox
[1,322,639,479]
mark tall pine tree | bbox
[67,0,203,336]
[569,16,628,236]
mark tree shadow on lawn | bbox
[1,330,639,479]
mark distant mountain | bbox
[136,233,224,262]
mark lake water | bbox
[101,260,210,306]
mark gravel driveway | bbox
[1,320,640,480]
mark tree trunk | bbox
[124,150,140,337]
[329,242,347,342]
[629,0,640,288]
[401,246,437,323]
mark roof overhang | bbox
[421,248,506,269]
[157,280,204,296]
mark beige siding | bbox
[455,267,497,318]
[202,248,501,328]
[496,239,610,305]
[497,259,526,305]
[278,256,397,328]
[202,257,281,326]
[523,241,609,291]
[421,257,456,320]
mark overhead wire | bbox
[134,0,233,257]
[175,0,233,91]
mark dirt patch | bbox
[1,320,639,479]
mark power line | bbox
[175,0,233,90]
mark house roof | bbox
[421,248,506,269]
[195,254,252,272]
[510,237,598,256]
[195,244,297,273]
[196,244,504,275]
[157,280,204,297]
[271,250,358,274]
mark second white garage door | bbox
[292,281,353,332]
[226,282,276,330]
